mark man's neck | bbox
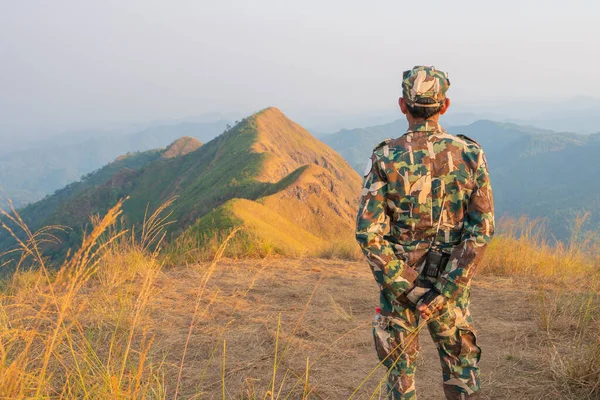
[407,117,443,132]
[406,114,440,125]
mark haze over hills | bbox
[321,119,600,241]
[0,108,361,259]
[4,98,598,210]
[3,104,598,261]
[502,96,600,135]
[0,120,230,208]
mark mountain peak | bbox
[243,107,353,184]
[255,106,284,118]
[162,136,202,159]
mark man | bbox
[355,66,494,400]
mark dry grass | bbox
[317,239,362,260]
[480,216,600,398]
[535,286,600,398]
[479,215,599,282]
[0,199,167,398]
[165,228,283,265]
[0,198,599,399]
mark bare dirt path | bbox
[148,258,557,399]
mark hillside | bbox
[0,108,361,259]
[12,147,166,233]
[0,120,228,207]
[321,119,600,240]
[492,132,600,239]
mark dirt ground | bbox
[147,258,566,399]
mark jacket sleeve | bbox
[355,153,419,299]
[435,148,495,299]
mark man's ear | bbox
[399,97,408,115]
[439,98,451,115]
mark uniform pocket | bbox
[457,328,482,366]
[372,316,392,364]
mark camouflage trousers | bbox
[373,289,481,400]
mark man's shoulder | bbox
[439,131,484,153]
[373,132,415,149]
[371,137,397,158]
[373,138,393,151]
[455,133,482,148]
[371,134,414,161]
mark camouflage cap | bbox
[402,66,450,107]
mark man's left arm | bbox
[356,153,419,301]
[434,148,495,300]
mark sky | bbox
[1,0,599,140]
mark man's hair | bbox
[405,98,443,119]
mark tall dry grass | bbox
[0,195,598,398]
[165,229,281,266]
[481,215,600,398]
[479,215,599,282]
[0,199,171,398]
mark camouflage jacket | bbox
[355,120,494,305]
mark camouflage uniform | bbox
[356,66,495,399]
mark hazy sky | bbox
[1,0,599,138]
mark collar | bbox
[407,120,444,133]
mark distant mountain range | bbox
[1,108,597,263]
[321,119,600,241]
[0,120,230,207]
[0,108,361,260]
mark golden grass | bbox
[0,199,167,398]
[0,196,598,398]
[165,228,281,265]
[317,239,362,260]
[164,196,362,265]
[173,227,241,399]
[479,215,599,282]
[480,216,600,398]
[230,199,322,257]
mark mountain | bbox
[321,119,600,241]
[0,108,361,259]
[0,120,229,208]
[491,132,600,239]
[12,137,202,235]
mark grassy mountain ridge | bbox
[11,148,165,234]
[0,108,361,260]
[0,120,228,207]
[164,108,362,257]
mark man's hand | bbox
[404,279,434,304]
[416,290,445,320]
